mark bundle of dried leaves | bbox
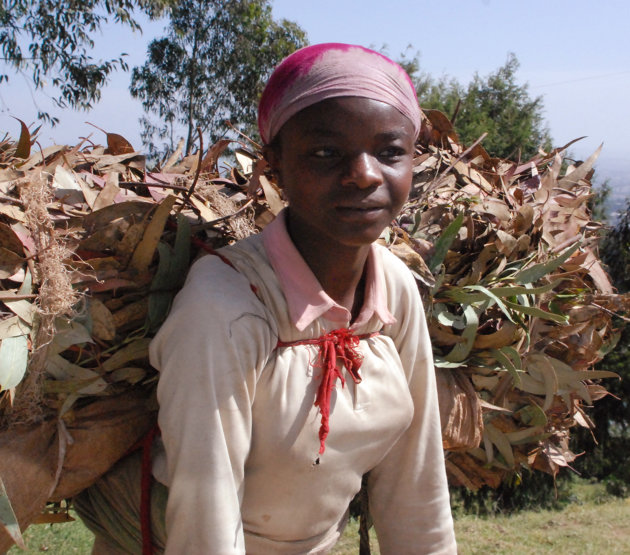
[0,114,627,547]
[389,110,630,488]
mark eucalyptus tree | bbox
[129,0,306,158]
[0,0,168,123]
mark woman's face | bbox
[266,97,415,254]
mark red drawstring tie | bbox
[277,329,379,455]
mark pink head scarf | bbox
[258,43,422,144]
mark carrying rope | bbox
[277,329,379,456]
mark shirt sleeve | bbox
[149,256,276,555]
[368,258,457,554]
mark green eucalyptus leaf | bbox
[503,300,569,323]
[515,404,548,427]
[513,242,580,284]
[490,280,563,297]
[491,346,522,386]
[148,215,191,332]
[0,316,30,340]
[466,284,515,323]
[48,320,93,357]
[0,335,29,391]
[102,338,151,372]
[433,357,465,368]
[428,212,465,273]
[148,242,174,331]
[444,304,479,363]
[0,475,24,549]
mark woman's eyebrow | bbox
[302,127,345,138]
[374,130,409,141]
[302,128,409,140]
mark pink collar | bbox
[261,210,396,331]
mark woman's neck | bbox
[286,218,370,318]
[305,246,369,319]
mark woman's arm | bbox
[150,256,275,554]
[368,258,457,554]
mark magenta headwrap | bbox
[258,43,422,144]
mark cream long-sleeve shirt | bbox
[149,212,457,554]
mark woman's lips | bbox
[335,204,386,220]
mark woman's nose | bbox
[340,153,384,189]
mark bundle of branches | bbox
[0,114,627,548]
[0,125,261,549]
[389,110,630,489]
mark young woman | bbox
[78,43,457,554]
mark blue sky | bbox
[1,0,628,171]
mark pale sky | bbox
[1,0,628,174]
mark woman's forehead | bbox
[279,97,416,140]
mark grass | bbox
[7,513,93,554]
[451,480,630,554]
[9,482,630,554]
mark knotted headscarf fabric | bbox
[258,42,422,144]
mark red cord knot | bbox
[277,329,379,455]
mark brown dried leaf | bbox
[201,139,231,172]
[92,173,121,211]
[0,223,25,255]
[558,144,602,188]
[473,322,521,350]
[127,196,177,279]
[0,248,24,279]
[82,201,154,235]
[89,299,116,341]
[107,133,135,156]
[111,298,149,331]
[259,175,285,216]
[12,118,31,159]
[437,369,482,450]
[386,238,435,288]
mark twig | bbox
[591,302,630,322]
[224,120,261,150]
[450,98,462,124]
[437,132,488,180]
[118,181,190,192]
[0,293,37,301]
[191,198,255,230]
[424,132,489,197]
[0,193,24,207]
[177,126,203,215]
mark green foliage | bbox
[605,476,630,498]
[129,0,307,159]
[450,472,573,516]
[589,180,612,224]
[406,53,552,160]
[0,0,168,124]
[571,204,630,488]
[600,201,630,293]
[571,320,630,486]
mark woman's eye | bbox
[311,148,339,158]
[379,146,406,159]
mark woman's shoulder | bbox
[174,240,270,321]
[151,242,278,367]
[186,235,265,288]
[373,243,418,290]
